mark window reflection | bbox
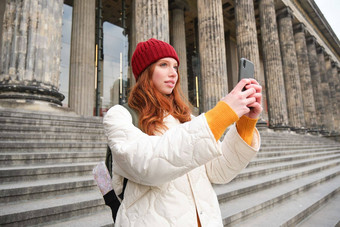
[102,22,128,115]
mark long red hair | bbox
[128,63,191,135]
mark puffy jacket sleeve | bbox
[205,124,260,184]
[103,105,222,186]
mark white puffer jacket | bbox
[103,105,260,227]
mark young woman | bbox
[103,38,262,226]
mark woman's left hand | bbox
[243,79,263,119]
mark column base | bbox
[269,124,290,132]
[0,84,65,106]
[324,132,340,142]
[291,127,307,134]
[306,128,320,135]
[256,118,268,129]
[320,129,330,136]
[0,99,76,115]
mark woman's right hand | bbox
[221,79,256,118]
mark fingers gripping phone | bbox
[238,58,254,91]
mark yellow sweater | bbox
[205,101,257,146]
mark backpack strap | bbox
[122,103,139,127]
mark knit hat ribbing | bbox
[131,38,180,81]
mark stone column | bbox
[336,65,340,132]
[258,0,289,129]
[235,0,266,125]
[317,47,333,133]
[293,23,317,131]
[197,0,228,111]
[133,0,169,44]
[235,0,263,81]
[130,0,170,87]
[0,0,6,51]
[332,61,340,133]
[330,61,340,131]
[128,2,137,88]
[68,0,95,116]
[306,36,325,131]
[324,55,336,132]
[171,0,189,99]
[277,7,305,131]
[0,0,64,105]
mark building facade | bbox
[0,0,339,137]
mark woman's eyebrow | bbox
[159,59,177,66]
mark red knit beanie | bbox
[131,38,180,81]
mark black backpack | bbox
[104,103,139,222]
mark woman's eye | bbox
[160,63,167,67]
[174,66,178,72]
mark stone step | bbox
[281,187,340,227]
[233,154,340,182]
[296,191,340,227]
[214,159,340,203]
[0,108,102,125]
[218,166,340,226]
[0,124,104,135]
[260,141,337,147]
[260,134,335,143]
[0,189,107,226]
[0,132,106,142]
[0,116,103,129]
[0,162,98,183]
[0,141,106,152]
[44,209,114,227]
[0,151,106,166]
[256,146,340,158]
[0,176,96,203]
[249,150,340,167]
[259,144,339,152]
[227,175,340,226]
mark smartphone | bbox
[238,58,254,81]
[238,58,254,91]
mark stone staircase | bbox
[0,108,339,226]
[0,108,113,226]
[216,129,340,226]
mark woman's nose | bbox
[169,67,177,76]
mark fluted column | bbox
[0,0,64,105]
[133,0,169,43]
[330,61,340,132]
[68,0,95,116]
[336,65,340,132]
[332,61,340,133]
[293,23,317,131]
[129,0,169,87]
[197,0,228,111]
[306,36,325,131]
[317,47,333,132]
[235,0,261,81]
[235,0,266,124]
[324,55,336,132]
[171,0,189,99]
[259,0,288,129]
[277,7,305,131]
[0,0,5,51]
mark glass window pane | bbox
[102,22,128,114]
